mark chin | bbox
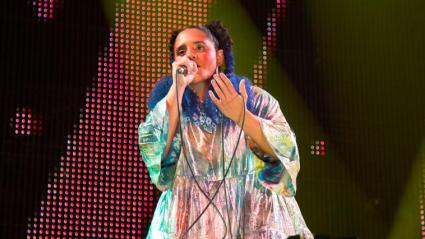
[192,74,213,84]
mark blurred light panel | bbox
[11,107,43,136]
[310,140,326,157]
[27,0,214,238]
[252,0,286,87]
[24,0,286,237]
[32,0,63,21]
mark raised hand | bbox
[172,56,198,89]
[208,73,248,125]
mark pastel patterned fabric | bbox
[138,85,313,239]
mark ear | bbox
[216,49,224,66]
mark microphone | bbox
[176,65,188,75]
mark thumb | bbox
[239,79,248,102]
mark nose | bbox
[186,49,196,60]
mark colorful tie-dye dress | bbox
[138,86,313,239]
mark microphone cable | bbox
[174,69,246,239]
[175,69,227,238]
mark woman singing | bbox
[138,20,313,239]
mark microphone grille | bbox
[177,66,187,75]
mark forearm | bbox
[164,83,185,157]
[238,110,278,160]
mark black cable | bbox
[174,70,227,238]
[222,113,232,238]
[180,96,246,238]
[175,70,246,238]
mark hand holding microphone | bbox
[172,56,198,90]
[176,65,188,75]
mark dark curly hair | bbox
[168,20,234,74]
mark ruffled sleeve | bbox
[138,98,181,191]
[249,86,300,197]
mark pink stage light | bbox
[11,107,43,136]
[27,1,214,238]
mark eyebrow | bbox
[175,41,206,52]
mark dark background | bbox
[0,0,109,237]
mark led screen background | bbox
[0,0,424,238]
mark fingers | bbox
[187,60,198,75]
[213,74,230,97]
[213,73,239,100]
[210,78,248,124]
[172,56,197,75]
[208,90,221,107]
[171,57,198,87]
[211,79,225,101]
[239,79,248,101]
[218,73,235,93]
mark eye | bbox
[176,49,185,56]
[195,44,205,51]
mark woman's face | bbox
[173,28,223,84]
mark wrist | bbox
[171,81,187,95]
[236,107,248,127]
[166,83,185,110]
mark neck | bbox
[189,80,211,102]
